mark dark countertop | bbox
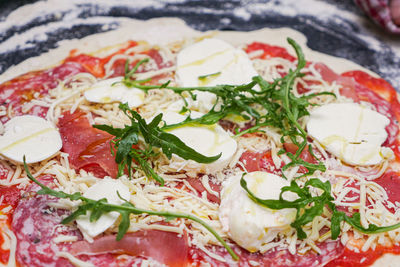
[0,0,399,88]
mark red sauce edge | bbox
[1,41,400,266]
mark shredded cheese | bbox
[1,37,399,265]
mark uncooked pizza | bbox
[1,19,400,267]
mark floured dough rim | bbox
[0,17,377,84]
[0,17,397,266]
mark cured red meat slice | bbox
[239,151,278,173]
[0,185,21,210]
[12,175,189,267]
[11,176,78,267]
[374,171,400,204]
[0,62,86,122]
[326,243,400,267]
[341,70,400,148]
[0,62,85,105]
[109,48,173,84]
[65,40,138,79]
[283,143,318,163]
[239,151,263,172]
[70,231,189,267]
[64,54,106,78]
[314,63,399,148]
[245,42,296,61]
[58,110,118,178]
[239,146,316,175]
[185,177,221,203]
[189,239,343,266]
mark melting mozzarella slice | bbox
[176,38,258,113]
[76,178,130,240]
[161,111,237,174]
[306,103,392,166]
[0,115,62,164]
[84,77,145,108]
[219,171,296,252]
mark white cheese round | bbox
[162,111,237,174]
[84,77,145,108]
[306,103,392,166]
[176,38,258,113]
[219,171,297,252]
[0,115,62,164]
[76,178,131,239]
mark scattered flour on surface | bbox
[0,0,399,88]
[0,0,393,53]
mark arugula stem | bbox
[125,58,150,80]
[23,157,239,261]
[346,216,400,234]
[122,38,330,178]
[234,123,268,137]
[94,104,221,184]
[241,175,400,241]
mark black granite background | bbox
[0,0,399,89]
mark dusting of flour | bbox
[0,0,399,88]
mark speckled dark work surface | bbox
[0,0,399,89]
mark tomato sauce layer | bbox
[0,40,399,266]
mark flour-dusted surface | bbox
[1,2,400,266]
[0,0,399,89]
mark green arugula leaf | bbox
[121,103,221,163]
[120,38,335,177]
[240,174,400,240]
[130,148,164,185]
[94,103,221,184]
[23,157,239,261]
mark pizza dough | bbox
[1,17,399,267]
[0,18,378,84]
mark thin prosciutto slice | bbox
[70,231,189,267]
[239,151,276,173]
[12,176,181,267]
[0,62,86,122]
[185,177,221,203]
[0,62,86,105]
[58,110,118,178]
[189,239,343,267]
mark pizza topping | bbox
[11,176,79,267]
[23,161,239,261]
[241,173,400,242]
[161,110,237,174]
[342,70,400,148]
[2,34,400,266]
[58,110,118,178]
[84,77,145,108]
[75,178,131,240]
[70,231,189,267]
[129,38,331,178]
[219,171,296,252]
[314,63,400,149]
[307,102,393,166]
[245,42,297,62]
[176,38,257,87]
[175,38,258,113]
[94,103,221,184]
[189,239,343,266]
[0,115,62,164]
[0,62,86,112]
